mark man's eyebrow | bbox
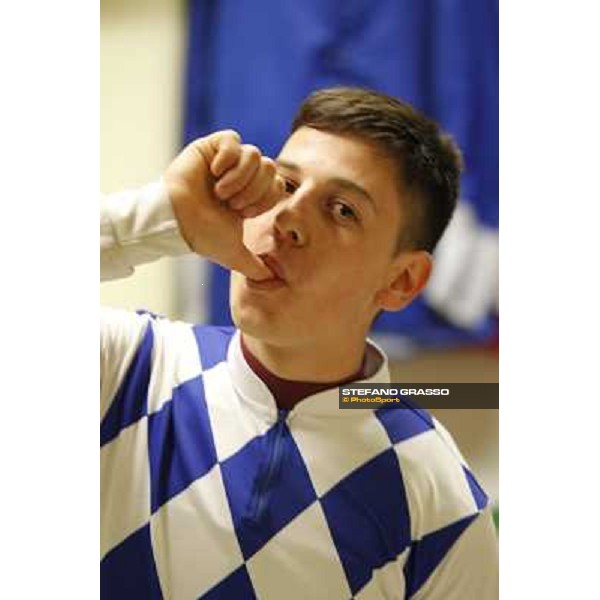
[275,159,300,172]
[275,159,377,212]
[330,177,376,212]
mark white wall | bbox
[100,0,187,316]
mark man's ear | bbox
[375,250,433,312]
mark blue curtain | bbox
[183,0,498,348]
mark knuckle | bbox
[244,145,261,161]
[222,145,240,159]
[222,129,241,142]
[261,157,276,175]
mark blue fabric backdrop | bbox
[183,0,498,348]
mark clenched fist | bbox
[164,130,283,281]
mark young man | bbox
[101,88,498,599]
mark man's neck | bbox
[241,331,368,383]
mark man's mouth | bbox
[246,254,288,290]
[259,254,287,282]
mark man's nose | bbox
[273,191,312,247]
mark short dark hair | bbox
[291,87,462,253]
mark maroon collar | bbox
[240,336,367,412]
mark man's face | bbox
[230,126,405,348]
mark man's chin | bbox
[230,278,299,344]
[230,300,279,340]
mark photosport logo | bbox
[338,384,499,410]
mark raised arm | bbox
[101,130,283,283]
[100,131,282,411]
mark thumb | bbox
[227,246,274,281]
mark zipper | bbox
[248,409,288,525]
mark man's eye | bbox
[283,179,297,194]
[332,200,358,222]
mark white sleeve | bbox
[100,179,190,414]
[412,507,499,600]
[100,179,190,282]
[100,307,155,419]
